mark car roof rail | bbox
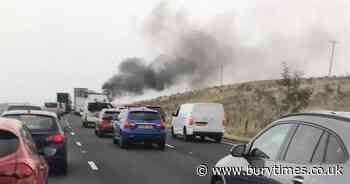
[281,112,350,123]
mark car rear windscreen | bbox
[45,103,57,108]
[88,103,111,112]
[8,105,41,111]
[4,115,56,131]
[0,130,18,158]
[103,111,120,120]
[128,111,160,121]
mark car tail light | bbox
[100,120,111,128]
[123,120,136,129]
[47,133,64,144]
[15,163,34,179]
[188,116,194,125]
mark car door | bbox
[226,123,297,184]
[20,127,48,184]
[275,123,348,184]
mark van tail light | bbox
[123,120,136,129]
[188,116,194,125]
[12,163,34,179]
[47,133,65,144]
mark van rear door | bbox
[192,104,224,132]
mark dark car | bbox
[7,105,42,111]
[113,107,166,150]
[0,117,49,184]
[2,110,68,175]
[212,112,349,184]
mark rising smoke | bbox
[103,0,350,98]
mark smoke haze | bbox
[103,0,350,98]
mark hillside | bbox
[137,77,350,141]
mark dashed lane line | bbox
[88,161,99,171]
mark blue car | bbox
[113,107,166,150]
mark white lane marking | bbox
[70,132,75,136]
[88,161,99,171]
[76,141,82,147]
[165,144,175,149]
[81,150,88,154]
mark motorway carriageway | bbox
[49,114,237,184]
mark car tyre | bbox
[215,135,222,143]
[119,135,128,149]
[183,127,192,142]
[171,126,177,138]
[113,137,119,145]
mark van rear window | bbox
[0,130,18,158]
[128,111,160,121]
[88,103,111,112]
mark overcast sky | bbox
[1,0,349,105]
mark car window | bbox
[284,125,323,163]
[4,115,57,131]
[311,131,328,163]
[128,111,160,121]
[20,126,38,155]
[45,103,58,108]
[250,123,294,160]
[325,134,346,164]
[0,130,18,158]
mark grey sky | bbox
[1,0,349,105]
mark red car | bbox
[0,118,49,184]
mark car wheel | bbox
[119,135,128,149]
[215,135,222,143]
[211,175,224,184]
[113,137,119,144]
[171,126,177,138]
[95,129,101,137]
[183,127,192,142]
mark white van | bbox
[82,102,113,128]
[170,103,225,142]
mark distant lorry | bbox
[74,88,88,115]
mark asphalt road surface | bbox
[49,114,236,184]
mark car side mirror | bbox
[230,144,247,157]
[172,112,177,117]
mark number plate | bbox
[138,125,153,129]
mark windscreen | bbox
[0,130,18,158]
[128,111,160,121]
[44,103,57,108]
[88,103,111,112]
[8,105,41,111]
[4,115,56,131]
